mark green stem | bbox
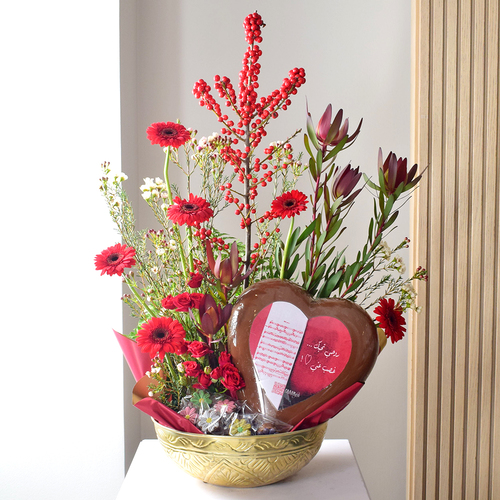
[280,217,295,280]
[162,147,189,279]
[163,148,173,204]
[128,281,157,318]
[186,226,194,272]
[164,353,180,384]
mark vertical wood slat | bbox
[452,0,472,496]
[439,1,458,498]
[485,4,500,499]
[408,0,430,498]
[490,3,500,498]
[409,0,500,498]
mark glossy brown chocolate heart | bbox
[228,279,378,426]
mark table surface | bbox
[117,438,370,499]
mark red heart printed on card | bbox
[228,279,379,426]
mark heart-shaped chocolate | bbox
[228,279,378,426]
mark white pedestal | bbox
[117,439,370,499]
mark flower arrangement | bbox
[96,12,426,435]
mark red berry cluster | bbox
[192,226,229,251]
[192,12,305,151]
[192,12,306,271]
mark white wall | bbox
[121,2,411,499]
[0,2,124,499]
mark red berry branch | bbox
[192,12,305,284]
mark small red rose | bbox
[161,295,176,309]
[187,341,212,358]
[172,293,205,312]
[220,363,245,391]
[193,372,212,390]
[218,352,232,366]
[183,361,201,378]
[187,272,204,289]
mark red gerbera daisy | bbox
[270,190,308,219]
[167,193,213,226]
[374,298,406,344]
[136,317,187,358]
[94,244,136,277]
[146,122,191,149]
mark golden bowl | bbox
[153,419,328,487]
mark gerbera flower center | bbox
[181,203,199,213]
[152,327,168,340]
[107,253,121,264]
[283,200,297,208]
[160,128,177,137]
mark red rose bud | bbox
[161,295,176,309]
[183,361,201,377]
[221,363,245,391]
[187,340,212,358]
[193,372,212,390]
[172,292,205,312]
[218,351,232,366]
[187,272,203,289]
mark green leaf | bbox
[304,133,314,158]
[343,264,353,284]
[378,168,387,196]
[288,226,302,255]
[324,135,348,161]
[304,238,311,276]
[275,243,283,268]
[358,260,374,276]
[316,150,324,173]
[327,217,342,240]
[338,254,346,268]
[308,157,317,180]
[394,181,405,199]
[346,278,364,295]
[285,253,300,279]
[315,230,327,254]
[385,210,399,229]
[312,264,326,281]
[306,118,321,151]
[314,214,322,236]
[383,194,395,219]
[368,218,374,241]
[326,247,346,274]
[320,270,343,297]
[297,220,316,246]
[363,173,378,191]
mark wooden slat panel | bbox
[426,0,444,496]
[452,0,472,496]
[409,0,431,497]
[410,0,500,498]
[439,0,459,497]
[465,0,486,498]
[484,3,500,499]
[478,1,499,497]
